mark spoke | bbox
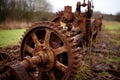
[1,59,6,65]
[0,57,3,64]
[0,55,4,61]
[31,32,40,46]
[0,55,6,65]
[24,44,34,55]
[44,30,51,45]
[48,71,56,80]
[4,57,9,64]
[53,46,66,56]
[55,61,68,73]
[0,61,2,65]
[1,61,4,65]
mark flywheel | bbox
[20,21,80,80]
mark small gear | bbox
[0,52,13,73]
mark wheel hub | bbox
[34,43,55,72]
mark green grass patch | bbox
[104,23,120,31]
[110,39,120,46]
[103,22,120,46]
[105,56,120,65]
[75,62,91,80]
[108,30,120,34]
[0,29,25,47]
[98,71,109,78]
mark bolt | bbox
[43,46,46,50]
[46,64,50,67]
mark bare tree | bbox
[0,0,52,22]
[116,12,120,22]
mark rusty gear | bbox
[0,1,103,80]
[20,21,80,80]
[0,52,13,73]
[49,11,63,22]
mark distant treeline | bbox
[93,11,120,22]
[0,0,120,22]
[0,0,52,22]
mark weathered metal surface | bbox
[0,52,12,73]
[0,0,103,80]
[20,21,80,80]
[49,0,102,43]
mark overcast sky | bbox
[47,0,120,15]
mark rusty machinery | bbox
[0,0,102,80]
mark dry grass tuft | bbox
[0,20,31,29]
[103,20,119,26]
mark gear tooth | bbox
[74,47,81,52]
[46,21,49,24]
[39,21,42,24]
[48,22,52,26]
[73,59,80,64]
[42,21,46,24]
[71,43,77,47]
[20,37,23,41]
[67,37,74,42]
[71,47,80,53]
[18,43,20,47]
[54,27,58,31]
[73,53,80,59]
[48,22,53,26]
[45,21,48,24]
[22,34,24,37]
[65,32,71,37]
[32,22,37,26]
[23,31,26,34]
[25,28,29,33]
[48,10,63,22]
[19,40,21,45]
[57,26,62,30]
[61,29,67,33]
[66,34,70,37]
[72,68,79,73]
[71,70,78,76]
[77,47,81,50]
[72,64,80,69]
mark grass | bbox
[103,21,120,33]
[0,29,25,47]
[104,24,120,30]
[110,39,120,46]
[75,61,91,80]
[98,71,109,79]
[103,21,120,46]
[105,56,120,65]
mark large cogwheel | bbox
[20,21,80,80]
